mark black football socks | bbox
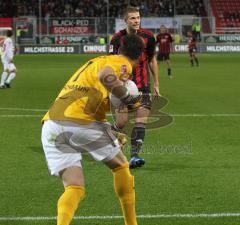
[131,123,146,157]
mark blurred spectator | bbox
[192,21,201,41]
[0,0,205,18]
[175,0,204,16]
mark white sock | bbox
[5,72,16,84]
[1,72,8,86]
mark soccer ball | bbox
[109,79,139,108]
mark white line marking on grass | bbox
[110,113,240,117]
[0,107,240,118]
[172,113,240,117]
[1,213,240,221]
[0,107,47,112]
[0,115,42,117]
[0,113,240,118]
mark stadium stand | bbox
[175,0,205,16]
[0,0,205,18]
[210,0,240,33]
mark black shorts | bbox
[138,87,152,110]
[189,48,197,54]
[157,53,170,61]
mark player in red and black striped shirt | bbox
[188,31,199,67]
[156,25,173,78]
[110,7,160,169]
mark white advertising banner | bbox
[115,17,181,32]
[141,17,181,29]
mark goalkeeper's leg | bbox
[57,167,85,225]
[104,152,138,225]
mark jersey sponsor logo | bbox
[120,65,127,75]
[109,45,113,53]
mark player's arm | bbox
[155,34,159,44]
[98,67,129,149]
[98,66,141,106]
[193,37,197,45]
[149,57,160,97]
[147,36,161,97]
[170,34,174,53]
[109,34,121,54]
[2,42,6,55]
[14,46,18,55]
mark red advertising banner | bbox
[49,19,94,34]
[0,18,13,45]
[51,26,91,34]
[0,18,13,28]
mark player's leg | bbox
[197,32,201,42]
[41,120,85,225]
[165,54,172,77]
[129,106,149,166]
[193,51,199,67]
[5,63,17,88]
[0,60,9,88]
[189,50,194,67]
[57,167,85,225]
[157,53,162,65]
[157,53,163,66]
[166,59,172,76]
[129,89,151,168]
[0,71,8,88]
[80,122,138,225]
[104,151,138,225]
[112,106,147,169]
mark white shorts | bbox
[1,56,16,72]
[41,120,121,176]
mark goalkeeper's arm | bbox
[99,66,141,109]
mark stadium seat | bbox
[210,0,240,33]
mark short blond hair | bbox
[124,7,140,19]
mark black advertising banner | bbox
[173,44,240,53]
[49,19,94,34]
[204,35,240,43]
[19,45,80,54]
[19,44,240,54]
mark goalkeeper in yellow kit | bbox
[41,34,145,225]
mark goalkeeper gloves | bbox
[111,129,128,150]
[119,92,142,112]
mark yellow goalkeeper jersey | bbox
[42,55,132,124]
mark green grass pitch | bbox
[0,53,240,225]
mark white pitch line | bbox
[1,107,240,117]
[1,213,240,221]
[1,114,240,118]
[172,113,240,117]
[109,113,240,117]
[0,107,47,112]
[0,107,240,118]
[0,115,42,117]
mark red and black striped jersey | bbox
[188,37,197,50]
[109,28,156,89]
[156,33,173,54]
